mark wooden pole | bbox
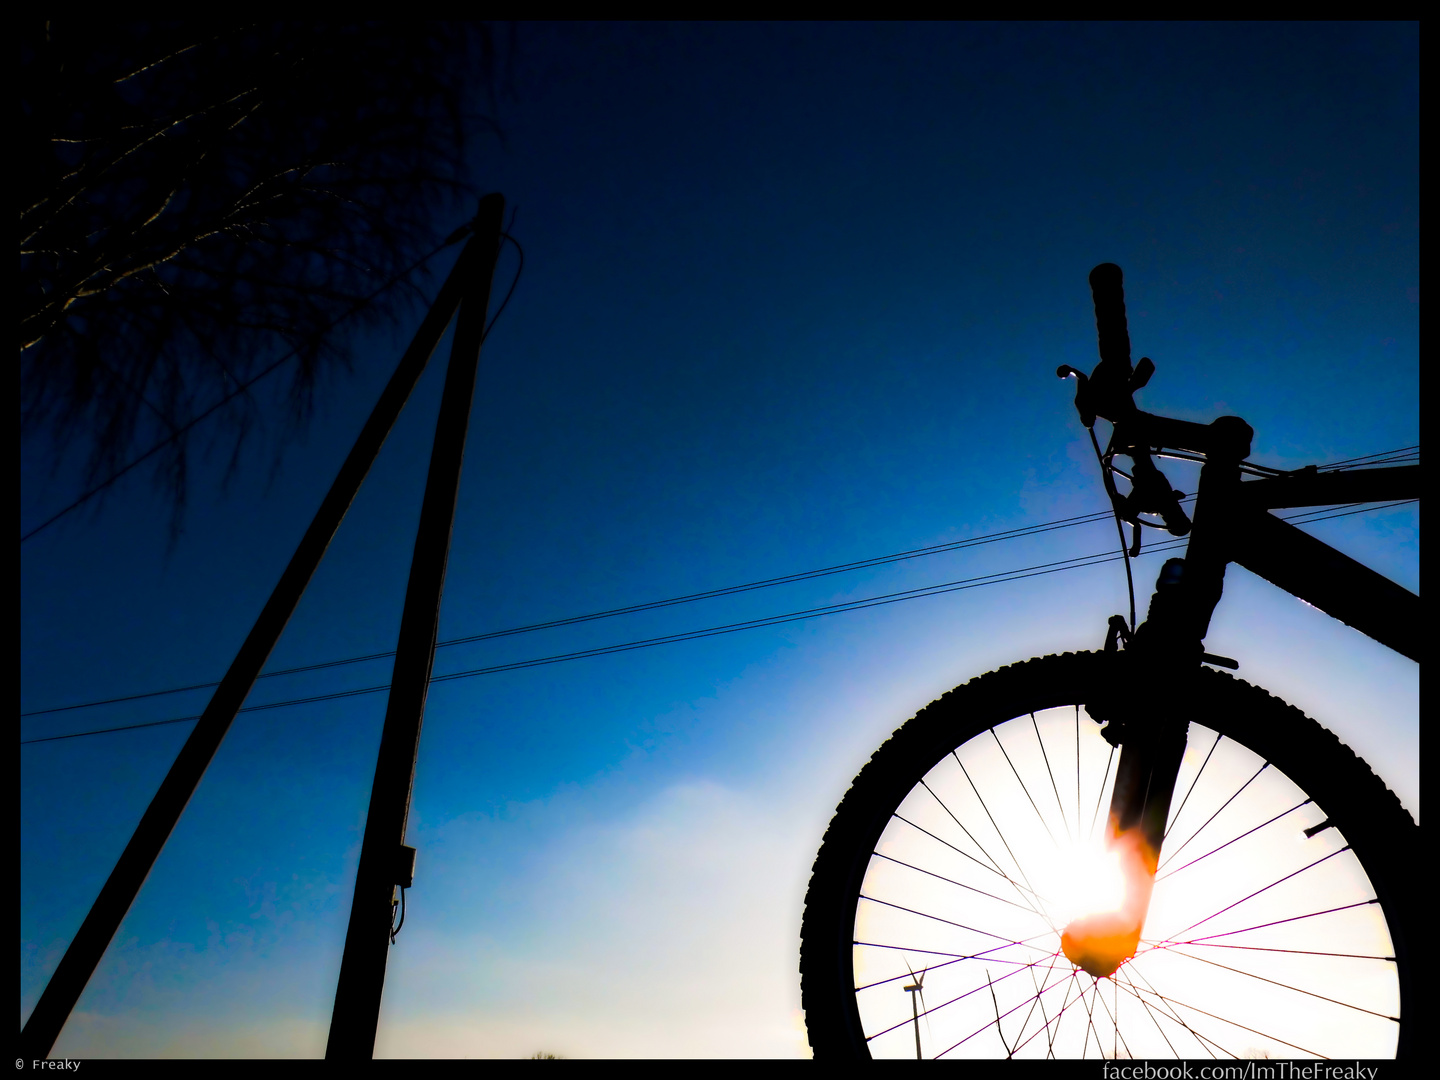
[325,194,504,1059]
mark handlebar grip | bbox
[1088,263,1133,374]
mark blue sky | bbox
[20,22,1417,1058]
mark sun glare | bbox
[1042,840,1126,925]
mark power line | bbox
[19,546,1174,744]
[20,504,1127,718]
[19,498,1416,746]
[1319,445,1418,471]
[21,445,1418,721]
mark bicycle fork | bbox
[1062,453,1242,977]
[1062,698,1189,977]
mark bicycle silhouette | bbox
[798,264,1419,1060]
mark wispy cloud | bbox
[378,778,817,1058]
[48,777,820,1058]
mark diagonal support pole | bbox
[326,194,505,1059]
[20,206,497,1062]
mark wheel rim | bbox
[849,705,1401,1059]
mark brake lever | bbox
[1115,450,1191,536]
[1056,365,1097,428]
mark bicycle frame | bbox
[1054,264,1420,977]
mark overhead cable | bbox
[22,443,1417,720]
[19,498,1415,746]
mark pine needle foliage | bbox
[20,20,503,526]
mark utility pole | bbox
[20,201,500,1062]
[325,194,505,1058]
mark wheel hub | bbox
[1061,912,1141,978]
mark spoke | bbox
[1006,981,1036,1056]
[952,753,1051,926]
[1089,741,1116,839]
[1081,975,1101,1058]
[855,940,991,960]
[919,778,1019,887]
[1007,970,1073,1058]
[1117,967,1182,1058]
[1155,798,1312,884]
[930,957,1079,1058]
[1178,899,1380,945]
[1159,946,1399,1021]
[868,950,1059,1042]
[855,895,1050,956]
[1170,942,1393,962]
[907,784,1054,925]
[1120,963,1233,1058]
[893,810,1050,910]
[989,727,1060,848]
[1090,973,1132,1061]
[1048,969,1081,1057]
[1007,963,1084,1058]
[853,946,1004,995]
[1158,762,1269,871]
[1153,846,1352,944]
[1054,967,1082,1054]
[1030,712,1071,841]
[1014,951,1064,1057]
[1116,978,1126,1060]
[854,947,1039,995]
[1163,728,1223,842]
[1116,965,1226,1058]
[1071,711,1082,852]
[1075,706,1081,843]
[870,850,1044,915]
[1118,977,1328,1059]
[853,937,1056,994]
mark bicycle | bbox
[797,264,1420,1060]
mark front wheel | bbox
[799,652,1416,1060]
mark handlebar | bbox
[1088,263,1133,377]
